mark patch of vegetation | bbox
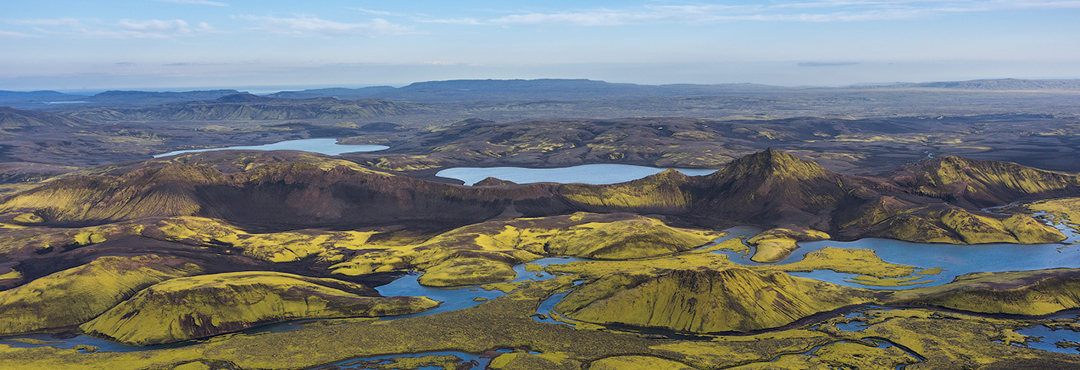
[82,271,439,345]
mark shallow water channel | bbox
[153,138,388,158]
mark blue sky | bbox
[1,0,1079,91]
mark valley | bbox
[1,79,1080,369]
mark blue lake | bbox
[153,138,388,158]
[435,164,716,185]
[711,220,1080,289]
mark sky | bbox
[1,0,1079,91]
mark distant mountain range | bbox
[864,78,1080,91]
[5,78,1079,111]
[70,94,409,122]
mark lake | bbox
[153,138,388,158]
[436,164,717,185]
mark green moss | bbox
[12,213,42,224]
[489,352,580,370]
[887,269,1080,315]
[766,247,918,279]
[0,255,201,335]
[747,227,830,263]
[81,271,439,345]
[418,258,516,287]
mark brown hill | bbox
[690,148,876,228]
[2,150,1075,242]
[0,107,95,129]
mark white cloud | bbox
[158,0,228,6]
[428,0,1080,26]
[92,19,215,38]
[240,15,413,37]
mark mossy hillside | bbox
[556,267,879,333]
[1023,197,1080,233]
[144,216,377,263]
[541,215,722,259]
[81,271,439,345]
[329,212,722,285]
[543,252,735,279]
[560,169,694,212]
[857,308,1080,368]
[746,227,830,263]
[888,155,1080,208]
[416,257,517,287]
[1000,213,1067,243]
[888,268,1080,315]
[0,255,201,335]
[646,328,833,367]
[0,165,226,223]
[843,203,1065,244]
[724,340,919,370]
[693,149,865,228]
[489,352,581,370]
[0,220,135,255]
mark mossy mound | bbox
[747,227,830,263]
[588,355,694,370]
[81,271,439,345]
[555,267,877,333]
[888,269,1080,315]
[0,255,201,335]
[543,215,722,259]
[417,257,517,287]
[474,177,518,186]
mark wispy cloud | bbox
[799,62,860,67]
[7,18,86,27]
[425,0,1080,26]
[0,29,35,38]
[240,15,413,37]
[352,7,403,16]
[158,0,228,6]
[4,18,216,38]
